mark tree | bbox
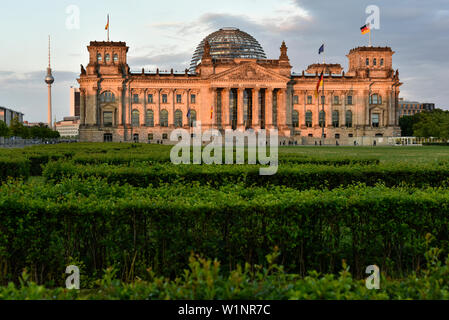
[399,115,417,137]
[413,109,449,141]
[9,117,29,138]
[0,120,9,137]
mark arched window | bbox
[380,58,384,66]
[146,110,154,127]
[104,133,113,142]
[345,110,353,128]
[319,110,326,128]
[105,54,111,63]
[366,58,369,66]
[189,110,197,127]
[97,53,102,63]
[160,110,169,127]
[370,94,382,105]
[100,91,115,103]
[132,110,140,127]
[373,58,377,66]
[174,109,183,128]
[305,111,313,128]
[292,110,299,128]
[113,54,119,63]
[332,110,339,127]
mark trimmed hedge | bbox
[0,157,30,180]
[1,178,449,286]
[4,251,449,300]
[43,161,449,189]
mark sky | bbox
[0,0,448,122]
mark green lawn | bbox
[279,146,449,164]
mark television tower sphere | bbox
[45,68,54,84]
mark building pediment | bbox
[209,62,290,83]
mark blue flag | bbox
[319,44,324,55]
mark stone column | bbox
[252,88,260,129]
[343,91,347,127]
[155,89,160,127]
[237,88,245,130]
[80,89,86,126]
[169,89,175,127]
[222,88,231,129]
[124,87,131,127]
[266,88,273,129]
[278,88,288,131]
[301,91,307,128]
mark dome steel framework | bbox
[189,28,267,73]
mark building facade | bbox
[55,116,80,138]
[78,28,402,143]
[399,99,435,117]
[70,87,81,117]
[0,106,24,126]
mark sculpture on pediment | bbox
[80,64,86,75]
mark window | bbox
[104,133,113,142]
[366,58,369,66]
[308,134,313,138]
[146,110,154,127]
[292,110,299,128]
[346,110,353,128]
[307,96,313,104]
[332,110,339,127]
[162,94,168,104]
[148,133,154,141]
[148,94,153,104]
[293,95,299,104]
[103,112,113,127]
[189,110,197,127]
[100,91,115,103]
[348,133,354,138]
[132,110,140,127]
[380,58,384,66]
[347,95,353,105]
[372,113,380,127]
[370,94,382,105]
[113,54,119,63]
[321,96,325,105]
[97,53,102,63]
[160,110,168,127]
[133,94,139,103]
[175,109,183,128]
[105,54,111,63]
[162,133,168,140]
[333,96,340,105]
[305,111,313,128]
[133,134,139,143]
[335,134,340,139]
[176,94,182,104]
[373,58,377,66]
[191,94,196,104]
[319,111,326,128]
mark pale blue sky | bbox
[0,0,448,122]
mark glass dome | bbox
[189,28,267,73]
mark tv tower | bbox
[45,35,55,128]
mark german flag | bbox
[361,23,370,35]
[315,71,324,97]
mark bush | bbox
[0,157,30,180]
[43,161,449,189]
[1,178,449,286]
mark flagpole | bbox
[369,29,372,47]
[107,14,110,41]
[321,69,325,140]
